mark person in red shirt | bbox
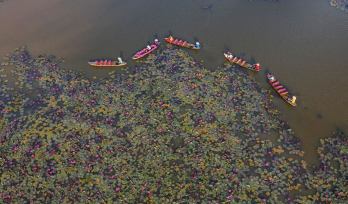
[255,63,260,70]
[167,36,173,42]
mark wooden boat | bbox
[224,52,259,71]
[165,37,200,50]
[267,73,297,106]
[88,60,127,67]
[132,43,160,60]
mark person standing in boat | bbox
[147,45,152,51]
[227,52,233,59]
[195,42,200,49]
[118,57,123,64]
[155,39,159,46]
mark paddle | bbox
[292,94,304,99]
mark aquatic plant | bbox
[0,46,347,203]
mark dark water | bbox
[0,0,347,164]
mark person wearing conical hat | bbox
[290,96,296,104]
[147,45,152,50]
[255,63,260,70]
[118,57,123,64]
[155,39,159,46]
[195,42,200,49]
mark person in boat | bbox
[169,36,174,42]
[268,75,275,81]
[255,63,260,70]
[147,45,152,51]
[290,96,296,104]
[118,57,123,64]
[155,39,159,46]
[195,42,200,49]
[226,52,233,59]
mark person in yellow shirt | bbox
[290,96,296,103]
[169,36,174,42]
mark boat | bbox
[165,37,200,50]
[88,60,127,67]
[132,43,160,60]
[267,73,297,106]
[224,52,259,71]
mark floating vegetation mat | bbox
[0,46,347,203]
[330,0,348,12]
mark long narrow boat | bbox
[267,73,297,106]
[132,43,160,60]
[165,37,200,50]
[88,60,127,67]
[224,52,259,71]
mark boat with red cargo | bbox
[165,36,200,50]
[224,52,259,71]
[267,73,297,106]
[132,43,160,60]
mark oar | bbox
[292,94,304,99]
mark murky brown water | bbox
[0,0,347,164]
